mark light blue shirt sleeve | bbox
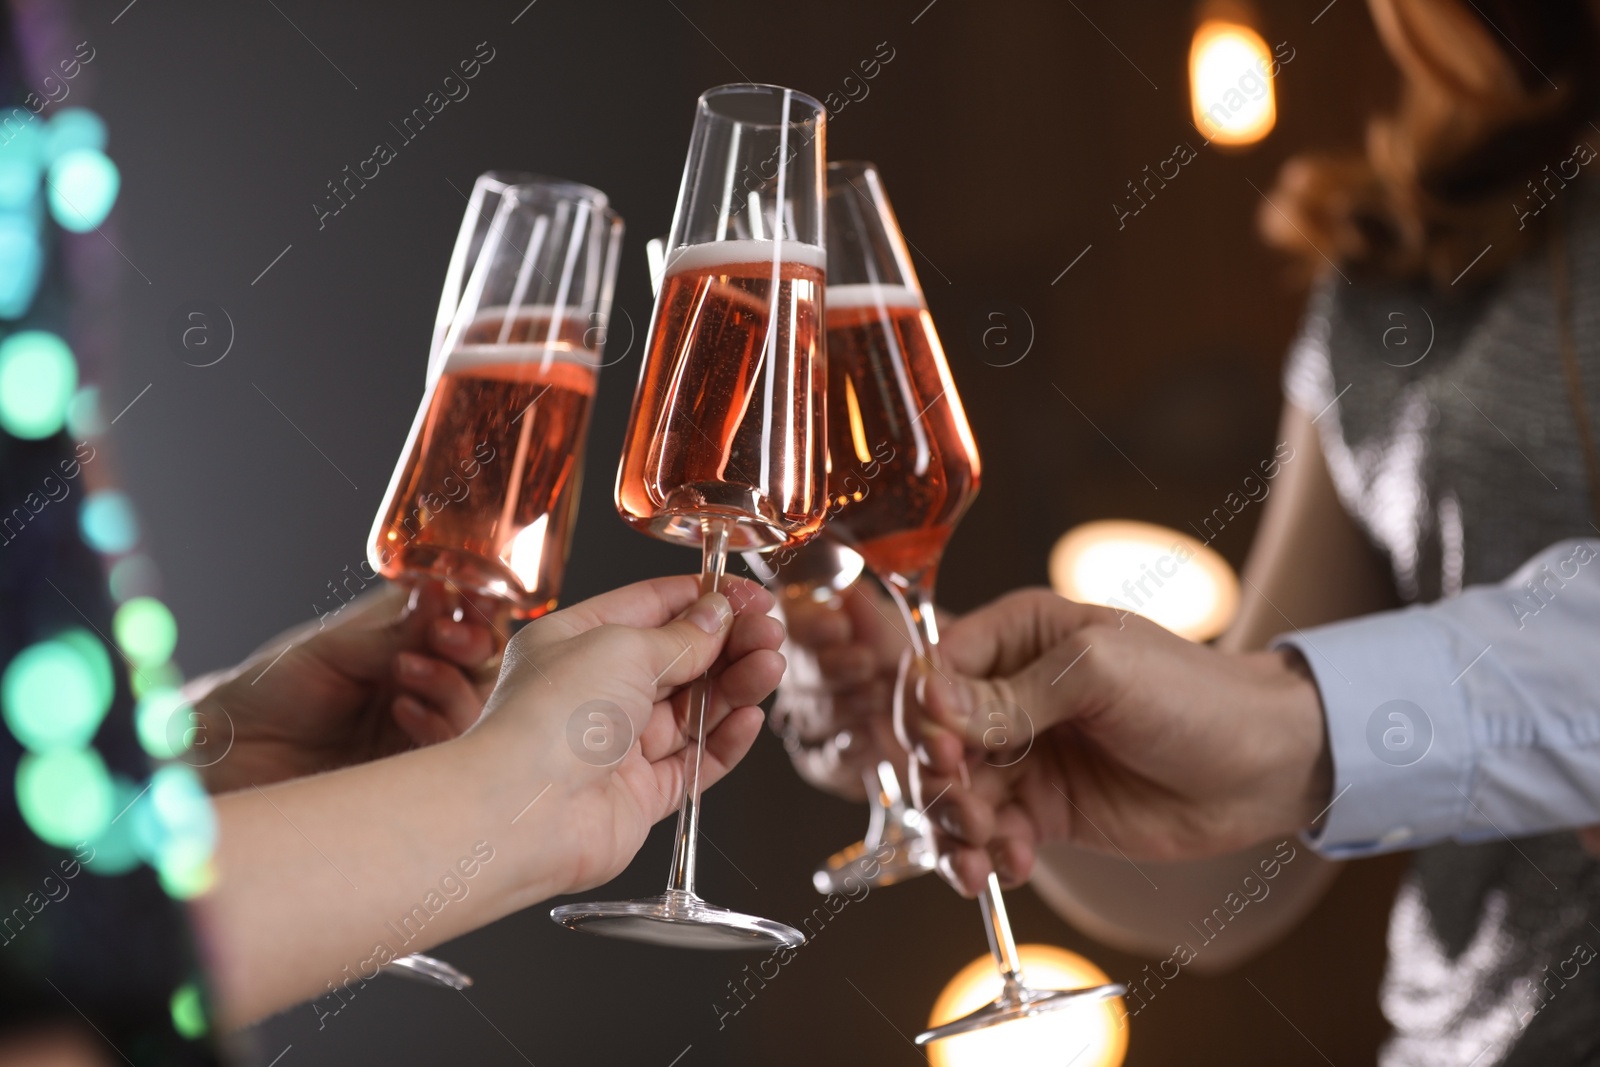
[1271,538,1600,859]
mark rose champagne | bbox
[371,309,595,617]
[616,240,829,552]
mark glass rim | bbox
[698,82,827,127]
[499,175,614,215]
[826,159,878,178]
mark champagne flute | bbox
[819,162,1123,1042]
[551,83,827,950]
[370,177,622,617]
[366,177,622,987]
[646,235,866,605]
[648,235,881,896]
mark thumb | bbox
[909,633,1099,771]
[633,591,735,693]
[904,666,1015,774]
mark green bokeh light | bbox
[132,765,216,899]
[66,384,103,438]
[80,490,139,554]
[113,596,177,668]
[16,747,113,847]
[2,632,113,752]
[169,981,208,1039]
[157,837,216,900]
[134,687,185,760]
[83,775,142,876]
[47,148,119,233]
[130,659,181,700]
[0,329,76,440]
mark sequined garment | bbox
[1284,185,1600,1065]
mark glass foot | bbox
[812,824,936,894]
[550,890,805,951]
[915,980,1126,1045]
[814,761,937,894]
[382,952,473,989]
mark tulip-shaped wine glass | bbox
[818,162,1124,1042]
[550,84,828,949]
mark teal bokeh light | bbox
[2,632,113,752]
[0,329,74,437]
[45,109,107,161]
[47,148,119,233]
[80,490,139,554]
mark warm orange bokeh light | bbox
[1189,19,1276,146]
[1049,519,1240,643]
[927,945,1128,1067]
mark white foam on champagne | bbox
[440,305,600,374]
[824,283,926,311]
[663,239,827,277]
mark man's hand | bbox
[187,580,503,793]
[775,581,920,799]
[898,589,1331,897]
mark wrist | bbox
[1274,648,1333,834]
[450,721,583,906]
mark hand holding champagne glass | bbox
[551,84,827,949]
[365,176,622,986]
[814,161,1124,1043]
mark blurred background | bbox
[89,0,1408,1062]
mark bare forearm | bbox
[197,733,565,1028]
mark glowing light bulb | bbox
[928,945,1128,1067]
[1049,520,1239,642]
[1189,19,1276,147]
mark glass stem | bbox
[665,516,730,899]
[861,759,905,848]
[883,568,940,662]
[888,568,1029,994]
[980,872,1025,994]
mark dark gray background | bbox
[90,0,1407,1062]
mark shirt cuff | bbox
[1271,608,1475,859]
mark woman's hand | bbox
[898,589,1332,897]
[469,575,786,898]
[187,580,502,793]
[205,575,785,1026]
[773,581,922,800]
